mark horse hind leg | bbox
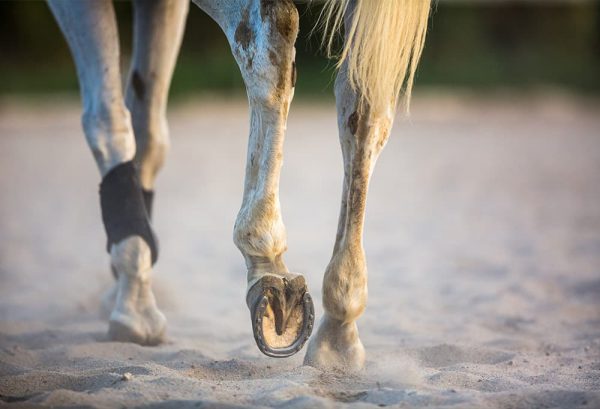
[49,0,165,345]
[193,0,314,357]
[126,0,189,203]
[304,63,394,371]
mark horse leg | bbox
[193,0,314,357]
[127,0,189,206]
[304,62,394,370]
[48,0,165,345]
[101,0,189,316]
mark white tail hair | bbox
[321,0,431,115]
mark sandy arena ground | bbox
[1,93,599,408]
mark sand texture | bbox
[1,94,599,408]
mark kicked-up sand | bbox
[0,92,599,408]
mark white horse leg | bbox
[48,0,165,345]
[127,0,189,197]
[193,0,314,357]
[304,63,394,370]
[101,0,188,323]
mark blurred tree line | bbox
[0,1,598,99]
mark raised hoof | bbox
[247,274,314,358]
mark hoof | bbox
[304,315,365,372]
[107,268,167,346]
[247,274,314,358]
[108,308,166,346]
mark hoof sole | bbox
[247,274,315,358]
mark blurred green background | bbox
[0,0,598,100]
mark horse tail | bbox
[320,0,431,114]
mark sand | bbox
[0,92,599,408]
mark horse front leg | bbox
[101,0,189,317]
[49,0,165,345]
[193,0,314,357]
[304,63,394,371]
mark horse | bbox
[47,0,431,371]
